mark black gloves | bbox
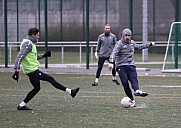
[12,71,19,82]
[43,51,51,57]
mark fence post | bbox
[4,0,8,67]
[129,0,133,31]
[9,44,11,64]
[174,0,180,68]
[44,0,48,68]
[61,46,64,63]
[91,45,93,63]
[142,0,148,62]
[105,0,108,24]
[80,42,82,63]
[86,0,89,69]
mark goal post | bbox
[162,22,181,72]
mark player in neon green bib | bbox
[12,28,79,110]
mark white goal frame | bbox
[162,22,181,73]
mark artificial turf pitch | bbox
[0,72,180,128]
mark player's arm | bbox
[113,34,117,46]
[95,35,101,59]
[12,42,32,82]
[14,42,32,71]
[134,41,155,50]
[109,34,118,64]
[37,51,51,60]
[37,54,44,60]
[108,41,121,71]
[96,35,102,52]
[110,40,121,62]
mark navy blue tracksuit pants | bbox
[116,65,139,100]
[96,57,116,78]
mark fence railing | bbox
[0,41,167,64]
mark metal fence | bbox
[0,0,180,67]
[0,41,168,65]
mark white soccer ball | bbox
[121,97,131,108]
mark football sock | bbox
[95,78,99,83]
[112,76,116,80]
[19,101,26,107]
[66,88,71,94]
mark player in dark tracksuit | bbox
[92,24,120,86]
[109,28,155,107]
[12,28,79,110]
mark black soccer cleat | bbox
[71,87,80,98]
[17,106,32,110]
[112,80,120,85]
[92,82,98,86]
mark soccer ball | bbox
[121,97,131,108]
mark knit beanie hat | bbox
[122,28,132,37]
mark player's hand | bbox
[109,58,114,63]
[150,42,155,46]
[94,52,98,59]
[12,71,19,82]
[108,63,113,71]
[43,51,51,57]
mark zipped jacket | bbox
[110,38,150,68]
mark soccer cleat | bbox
[92,82,98,86]
[134,90,148,97]
[17,105,32,110]
[112,80,120,85]
[129,100,136,107]
[71,87,80,98]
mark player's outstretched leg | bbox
[92,78,99,86]
[112,66,120,85]
[112,79,120,85]
[129,100,136,107]
[70,87,80,98]
[17,105,32,110]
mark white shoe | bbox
[129,100,136,107]
[134,90,148,97]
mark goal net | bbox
[162,22,181,72]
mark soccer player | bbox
[12,28,79,110]
[109,28,155,107]
[92,24,120,86]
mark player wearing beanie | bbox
[109,28,155,107]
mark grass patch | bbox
[0,73,181,128]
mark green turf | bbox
[0,73,181,128]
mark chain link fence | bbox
[0,0,180,66]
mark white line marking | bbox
[150,85,181,88]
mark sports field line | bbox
[0,95,181,99]
[149,85,181,88]
[0,90,181,98]
[0,89,122,94]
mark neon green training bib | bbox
[20,39,39,74]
